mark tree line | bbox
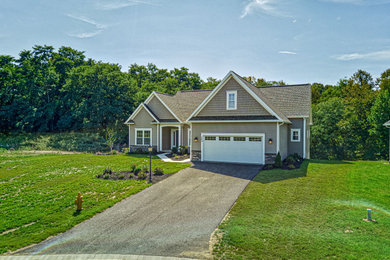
[0,45,389,160]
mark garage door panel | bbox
[202,134,264,164]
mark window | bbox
[219,136,231,141]
[135,128,152,145]
[249,137,262,142]
[291,129,301,142]
[226,91,237,110]
[205,136,216,141]
[233,137,245,141]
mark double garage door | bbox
[202,133,265,165]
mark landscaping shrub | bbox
[135,148,145,154]
[112,150,117,155]
[274,152,282,168]
[153,167,164,176]
[137,171,147,180]
[263,164,274,170]
[141,164,148,173]
[116,173,125,179]
[285,155,296,165]
[130,163,137,172]
[122,147,129,154]
[134,168,141,176]
[103,174,110,179]
[171,147,178,154]
[292,153,302,161]
[129,173,134,178]
[178,146,188,155]
[103,168,112,175]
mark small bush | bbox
[134,168,141,176]
[135,148,144,154]
[137,171,147,180]
[130,163,137,172]
[285,155,296,165]
[292,153,302,161]
[103,168,112,175]
[129,173,134,178]
[141,164,149,173]
[112,150,117,155]
[274,152,282,168]
[171,147,178,154]
[153,167,164,176]
[178,146,188,155]
[288,164,296,169]
[103,174,110,179]
[122,147,129,154]
[263,164,274,170]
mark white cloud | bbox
[334,50,390,60]
[241,0,291,18]
[96,0,156,10]
[68,30,103,39]
[279,50,297,55]
[67,14,107,29]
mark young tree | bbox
[105,128,117,153]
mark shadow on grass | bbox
[255,160,309,184]
[309,159,352,165]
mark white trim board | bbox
[135,128,153,146]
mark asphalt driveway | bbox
[18,162,260,258]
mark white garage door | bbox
[202,133,265,164]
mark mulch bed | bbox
[96,171,173,183]
[263,159,304,170]
[166,153,190,161]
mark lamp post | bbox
[148,146,153,183]
[384,120,390,163]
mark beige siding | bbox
[147,96,175,120]
[287,118,304,157]
[182,124,189,147]
[191,122,277,154]
[279,124,288,159]
[197,77,271,117]
[130,108,157,146]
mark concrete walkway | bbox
[157,153,190,163]
[16,162,260,259]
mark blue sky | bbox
[1,0,390,85]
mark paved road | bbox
[18,162,260,259]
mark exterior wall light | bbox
[268,138,273,144]
[194,137,199,142]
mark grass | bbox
[0,150,190,254]
[213,160,390,259]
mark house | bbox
[384,120,390,162]
[125,71,311,165]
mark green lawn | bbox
[0,150,190,254]
[213,160,390,259]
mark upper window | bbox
[291,129,301,142]
[136,128,151,145]
[226,90,237,110]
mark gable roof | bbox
[125,102,160,124]
[187,71,291,123]
[384,120,390,127]
[126,71,311,124]
[155,90,211,122]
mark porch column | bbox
[128,125,131,151]
[178,125,182,146]
[159,125,162,152]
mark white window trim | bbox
[135,128,152,146]
[226,90,237,110]
[291,128,301,142]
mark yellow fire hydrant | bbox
[75,192,83,211]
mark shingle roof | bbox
[149,71,311,123]
[155,90,211,122]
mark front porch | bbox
[159,125,181,152]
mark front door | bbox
[171,129,178,149]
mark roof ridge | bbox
[155,91,173,96]
[178,89,212,93]
[258,84,310,89]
